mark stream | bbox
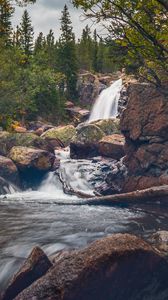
[0,149,168,291]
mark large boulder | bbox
[92,118,120,135]
[9,147,55,173]
[0,156,19,185]
[98,134,125,159]
[77,72,100,106]
[15,234,168,300]
[120,82,168,192]
[2,247,52,300]
[42,125,76,147]
[76,124,105,144]
[0,132,53,156]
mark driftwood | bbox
[51,185,168,206]
[82,185,168,205]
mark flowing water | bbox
[88,78,123,122]
[0,149,168,291]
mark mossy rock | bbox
[42,125,77,147]
[0,132,53,156]
[76,124,105,144]
[91,118,120,135]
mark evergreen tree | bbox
[34,32,44,54]
[78,25,92,70]
[46,29,54,48]
[0,0,13,44]
[97,38,104,73]
[20,9,34,56]
[58,5,78,100]
[92,29,98,72]
[12,25,21,47]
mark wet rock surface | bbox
[2,247,52,300]
[12,234,168,300]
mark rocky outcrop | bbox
[2,247,52,300]
[98,134,125,159]
[120,82,168,192]
[0,156,19,186]
[0,132,53,156]
[13,234,168,300]
[42,125,76,147]
[9,147,55,173]
[77,72,101,106]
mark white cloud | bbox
[12,0,92,40]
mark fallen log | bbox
[47,185,168,206]
[82,185,168,205]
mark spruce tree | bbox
[58,5,78,100]
[0,0,13,44]
[34,32,44,54]
[46,29,54,48]
[20,9,34,56]
[92,29,98,72]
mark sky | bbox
[12,0,93,40]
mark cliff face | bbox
[121,82,168,192]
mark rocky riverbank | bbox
[2,233,168,300]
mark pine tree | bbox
[20,9,34,56]
[12,25,21,47]
[78,25,92,70]
[46,29,54,48]
[34,32,44,53]
[0,0,13,44]
[92,29,98,72]
[58,5,78,100]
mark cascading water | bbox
[88,78,123,123]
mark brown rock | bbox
[70,142,99,159]
[98,134,125,159]
[2,247,52,300]
[121,83,168,141]
[0,156,19,185]
[120,82,168,192]
[15,234,168,300]
[9,146,55,172]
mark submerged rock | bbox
[0,156,19,186]
[2,247,52,300]
[15,234,168,300]
[42,125,76,147]
[9,146,55,173]
[98,134,125,159]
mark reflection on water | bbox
[0,191,168,290]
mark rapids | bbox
[0,148,168,291]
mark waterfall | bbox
[88,79,122,123]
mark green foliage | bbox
[57,5,78,100]
[19,9,34,56]
[72,0,168,86]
